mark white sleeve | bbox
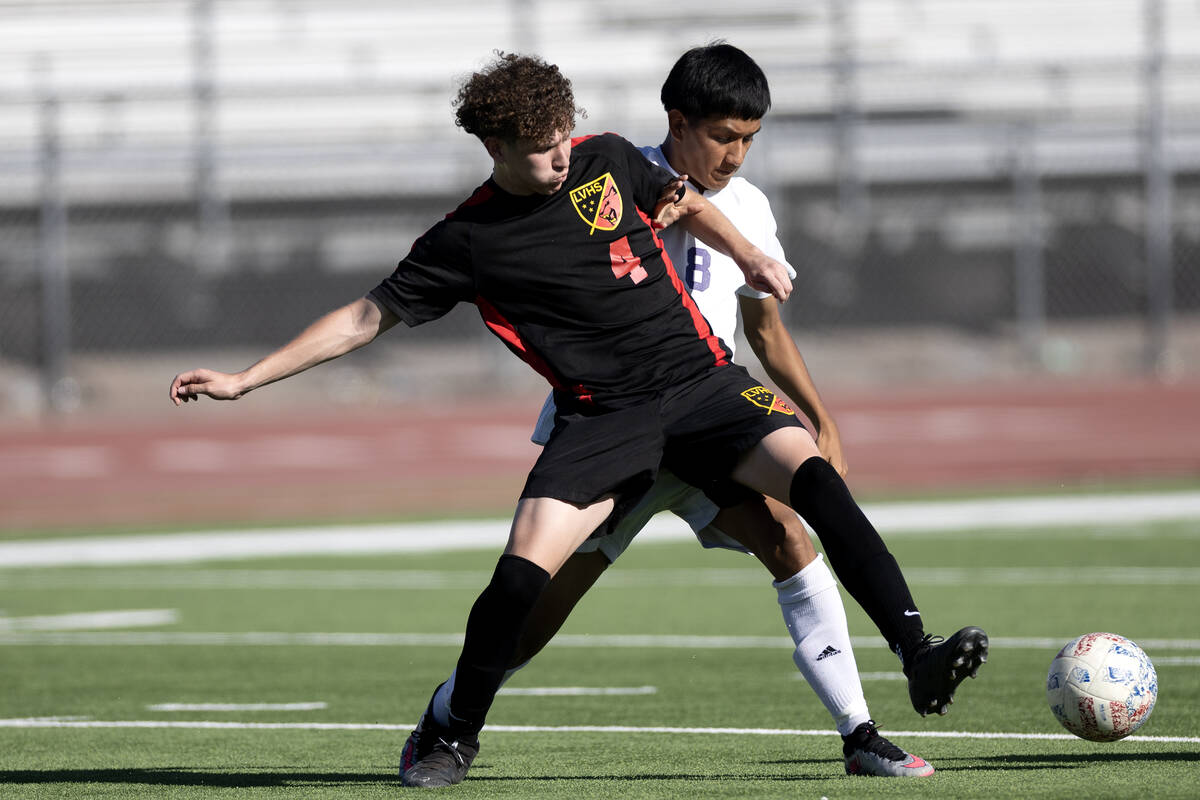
[735,193,795,299]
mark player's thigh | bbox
[506,495,617,575]
[729,426,822,505]
[710,494,818,580]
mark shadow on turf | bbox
[928,752,1200,771]
[0,769,392,788]
[13,753,1194,786]
[0,766,839,786]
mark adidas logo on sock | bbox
[815,645,842,661]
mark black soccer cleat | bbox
[400,731,479,788]
[399,685,479,788]
[399,687,438,780]
[399,725,424,779]
[904,626,988,717]
[843,720,934,777]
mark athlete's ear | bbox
[483,136,506,163]
[666,109,688,143]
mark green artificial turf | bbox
[2,506,1198,798]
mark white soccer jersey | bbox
[639,144,795,360]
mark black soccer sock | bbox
[788,456,925,662]
[446,554,551,738]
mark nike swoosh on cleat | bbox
[903,610,921,616]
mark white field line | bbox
[0,609,178,632]
[1,631,1198,653]
[1154,656,1200,666]
[0,717,1197,744]
[5,566,1200,590]
[147,702,327,712]
[497,686,657,697]
[844,671,906,681]
[0,520,508,568]
[2,491,1199,568]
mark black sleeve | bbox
[369,219,475,327]
[598,133,675,215]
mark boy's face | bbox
[487,129,573,196]
[667,112,761,192]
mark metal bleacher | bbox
[2,0,1199,205]
[0,0,1198,406]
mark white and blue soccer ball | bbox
[1046,632,1158,742]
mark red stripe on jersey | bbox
[446,184,494,219]
[636,208,729,366]
[474,295,566,391]
[570,132,621,149]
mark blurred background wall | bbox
[1,0,1198,419]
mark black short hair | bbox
[660,42,771,122]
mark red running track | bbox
[2,379,1197,533]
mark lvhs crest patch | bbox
[570,172,623,235]
[741,386,796,415]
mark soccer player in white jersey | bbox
[405,44,954,779]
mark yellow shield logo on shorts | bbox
[570,172,623,235]
[741,386,796,415]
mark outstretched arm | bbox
[169,296,399,405]
[655,182,792,302]
[740,294,847,476]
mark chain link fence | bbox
[1,0,1198,417]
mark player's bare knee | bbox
[712,496,816,579]
[755,511,817,578]
[711,497,782,550]
[777,511,819,571]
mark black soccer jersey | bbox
[370,133,732,409]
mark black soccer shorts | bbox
[659,363,807,507]
[520,363,805,528]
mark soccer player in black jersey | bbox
[409,43,963,780]
[170,52,987,788]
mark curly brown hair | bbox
[454,52,583,144]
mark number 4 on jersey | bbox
[609,236,648,284]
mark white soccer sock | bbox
[775,553,871,736]
[431,662,528,728]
